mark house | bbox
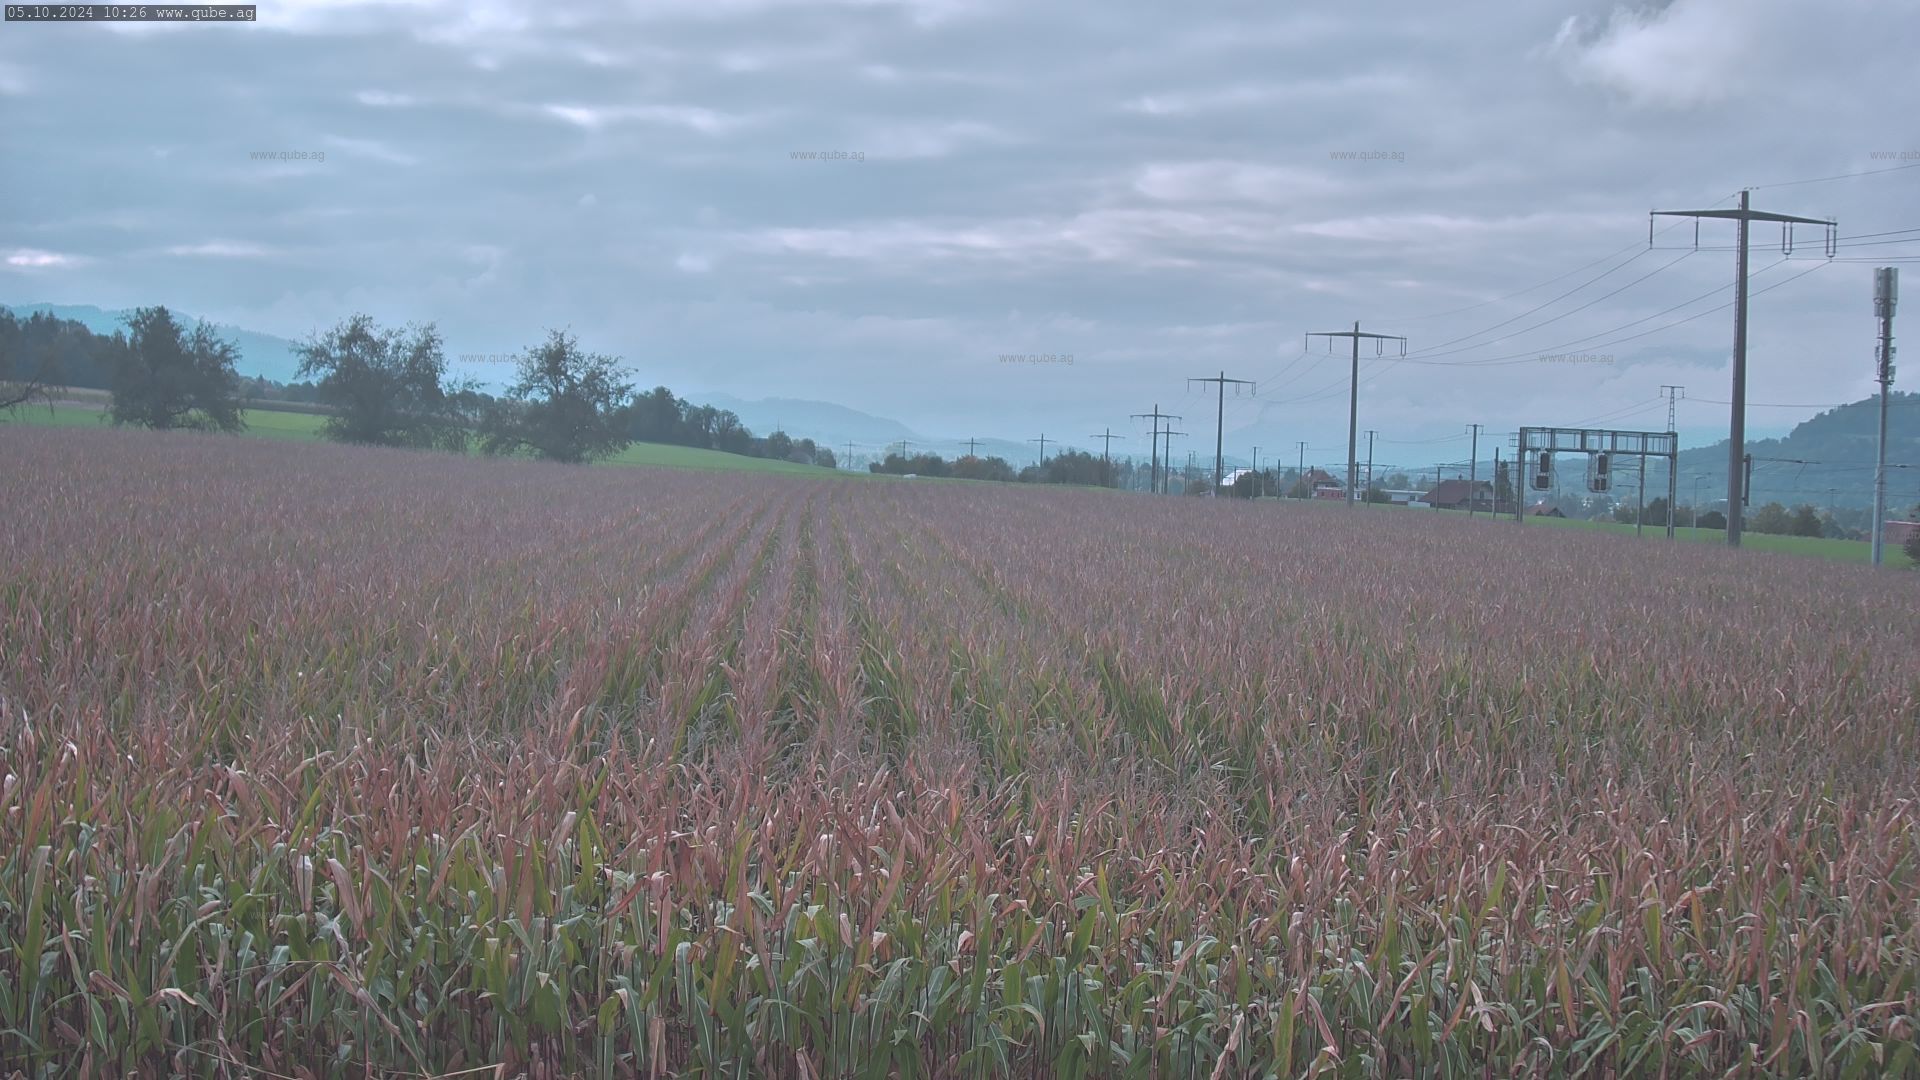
[1421,479,1497,512]
[1528,504,1566,518]
[1299,468,1346,500]
[1885,520,1920,548]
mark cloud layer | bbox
[3,0,1916,469]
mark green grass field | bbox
[1273,495,1919,567]
[5,403,852,477]
[1495,504,1918,566]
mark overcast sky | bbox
[3,0,1916,469]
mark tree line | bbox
[869,449,1122,486]
[0,307,837,468]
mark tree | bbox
[764,430,794,462]
[0,316,55,415]
[1,310,125,403]
[624,386,686,445]
[1789,504,1824,538]
[681,405,718,446]
[108,307,245,432]
[1905,528,1920,566]
[811,446,838,469]
[872,452,952,478]
[1287,476,1315,499]
[296,314,468,451]
[1364,485,1392,505]
[711,411,753,455]
[952,454,1014,482]
[479,330,633,464]
[1038,449,1105,486]
[1698,510,1727,530]
[1748,502,1792,535]
[1643,497,1669,526]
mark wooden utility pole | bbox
[1651,192,1833,547]
[1466,424,1483,518]
[1306,323,1407,506]
[1090,428,1124,487]
[1188,370,1255,497]
[1132,405,1180,494]
[1873,268,1899,565]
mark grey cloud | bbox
[2,0,1915,461]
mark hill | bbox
[1677,392,1920,511]
[692,392,1070,466]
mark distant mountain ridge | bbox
[689,392,1067,465]
[1677,392,1920,511]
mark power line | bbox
[1399,249,1698,361]
[1378,215,1707,325]
[1405,247,1661,357]
[1687,395,1920,408]
[1379,432,1469,445]
[1390,258,1828,368]
[1750,161,1920,190]
[1660,235,1920,253]
[1393,259,1792,368]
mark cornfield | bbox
[2,426,1918,1077]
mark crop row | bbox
[2,427,1918,1076]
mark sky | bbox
[3,0,1917,473]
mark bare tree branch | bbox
[0,362,53,413]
